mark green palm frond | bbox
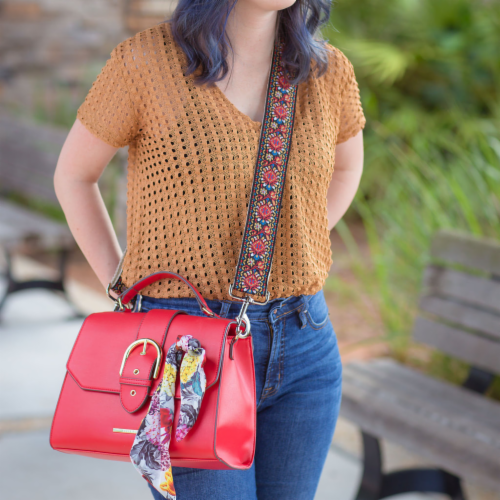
[338,39,412,85]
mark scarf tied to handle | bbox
[130,334,207,499]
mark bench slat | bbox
[430,230,500,276]
[423,265,500,315]
[413,316,500,373]
[341,379,500,490]
[341,372,500,470]
[419,295,500,341]
[341,360,500,489]
[341,373,500,459]
[348,359,500,431]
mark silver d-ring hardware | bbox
[236,313,251,339]
[227,285,272,359]
[230,313,251,360]
[234,297,252,338]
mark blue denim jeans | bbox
[138,288,342,500]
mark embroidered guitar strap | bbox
[229,35,298,303]
[130,335,207,499]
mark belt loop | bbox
[275,295,292,312]
[219,301,231,319]
[298,309,308,329]
[298,294,308,329]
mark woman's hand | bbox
[326,130,364,231]
[54,118,124,294]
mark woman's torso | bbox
[77,22,365,301]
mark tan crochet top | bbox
[76,22,366,301]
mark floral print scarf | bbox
[130,335,207,499]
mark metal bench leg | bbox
[355,432,467,500]
[380,469,465,499]
[0,248,84,319]
[462,366,494,394]
[0,249,13,314]
[355,432,383,500]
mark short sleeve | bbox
[335,56,366,145]
[76,46,139,148]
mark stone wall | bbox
[0,0,177,117]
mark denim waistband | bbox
[138,290,322,321]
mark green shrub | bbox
[323,0,500,393]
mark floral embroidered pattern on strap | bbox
[130,335,207,499]
[230,36,298,302]
[109,275,127,295]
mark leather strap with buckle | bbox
[119,309,186,413]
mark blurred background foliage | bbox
[323,0,500,394]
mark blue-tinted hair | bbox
[165,0,333,87]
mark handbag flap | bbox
[66,310,233,398]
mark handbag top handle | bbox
[229,34,298,307]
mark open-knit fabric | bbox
[76,22,366,301]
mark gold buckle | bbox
[119,339,162,379]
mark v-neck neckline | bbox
[163,22,269,133]
[211,81,263,132]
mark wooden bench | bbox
[0,112,126,316]
[341,230,500,499]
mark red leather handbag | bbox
[49,35,298,470]
[49,274,257,468]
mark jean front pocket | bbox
[304,291,330,330]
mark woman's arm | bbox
[54,118,122,299]
[326,129,364,231]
